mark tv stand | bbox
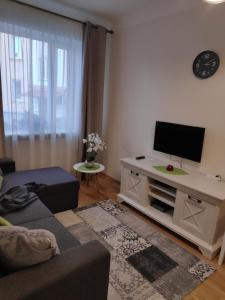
[118,157,225,259]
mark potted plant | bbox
[83,133,107,168]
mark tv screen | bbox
[153,121,205,162]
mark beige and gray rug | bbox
[56,199,215,300]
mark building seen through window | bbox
[0,34,69,135]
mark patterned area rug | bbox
[66,200,215,300]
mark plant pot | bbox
[85,151,97,168]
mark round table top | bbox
[73,162,105,174]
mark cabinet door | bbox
[174,191,218,243]
[121,167,148,205]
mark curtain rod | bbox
[10,0,114,34]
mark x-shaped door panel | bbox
[127,174,142,197]
[182,199,205,231]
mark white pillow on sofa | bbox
[0,226,60,271]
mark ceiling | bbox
[51,0,210,24]
[51,0,151,19]
[25,0,222,29]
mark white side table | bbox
[73,162,105,188]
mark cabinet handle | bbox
[130,170,139,177]
[188,195,202,204]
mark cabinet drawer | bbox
[174,191,217,243]
[121,167,148,205]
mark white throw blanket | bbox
[0,226,60,270]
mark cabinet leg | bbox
[198,246,218,260]
[117,195,124,203]
[218,234,225,266]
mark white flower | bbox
[83,133,107,154]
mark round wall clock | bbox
[193,50,220,79]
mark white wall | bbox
[105,3,225,180]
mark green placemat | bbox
[153,165,188,175]
[77,163,100,172]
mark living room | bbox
[0,0,225,299]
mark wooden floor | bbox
[79,173,225,300]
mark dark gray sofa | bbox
[0,160,111,300]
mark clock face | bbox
[193,51,220,79]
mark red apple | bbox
[166,164,174,172]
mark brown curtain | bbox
[79,22,107,161]
[0,73,5,158]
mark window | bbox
[0,32,81,137]
[0,0,83,171]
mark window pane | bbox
[57,48,67,88]
[56,48,67,133]
[32,40,48,87]
[9,36,22,59]
[11,79,22,99]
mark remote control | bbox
[136,156,146,160]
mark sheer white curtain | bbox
[0,0,83,171]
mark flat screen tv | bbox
[153,121,205,162]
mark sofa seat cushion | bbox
[3,199,52,225]
[20,217,80,252]
[3,167,80,213]
[2,167,77,191]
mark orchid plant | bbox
[83,133,107,159]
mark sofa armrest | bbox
[0,240,110,300]
[0,158,16,174]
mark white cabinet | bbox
[118,157,225,259]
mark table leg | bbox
[95,173,100,192]
[86,174,90,186]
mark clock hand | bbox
[207,59,215,63]
[204,59,216,66]
[197,67,207,72]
